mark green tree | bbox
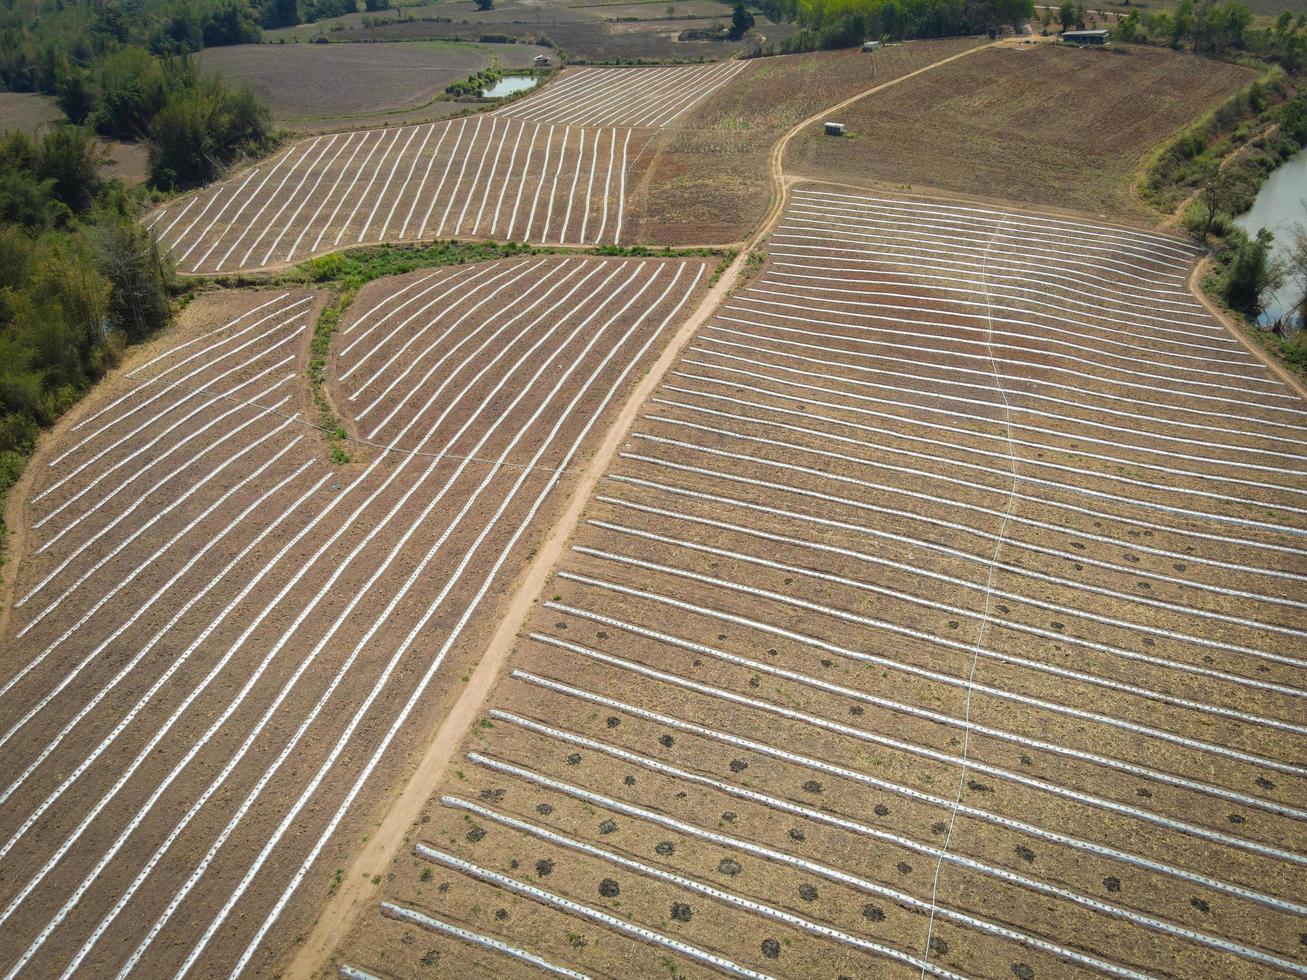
[261,0,301,28]
[90,214,174,343]
[1058,0,1076,30]
[1220,227,1284,315]
[729,1,755,38]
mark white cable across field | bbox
[598,486,1305,647]
[385,193,1306,980]
[471,742,1305,975]
[648,401,1307,551]
[494,61,747,128]
[770,231,1206,325]
[379,903,592,979]
[591,497,1307,662]
[609,456,1307,600]
[557,569,1303,776]
[535,615,1303,862]
[687,343,1307,483]
[625,432,1306,588]
[727,293,1294,404]
[573,544,1307,754]
[466,744,1299,975]
[441,794,1021,978]
[653,388,1307,540]
[752,277,1244,363]
[720,303,1307,427]
[703,323,1307,457]
[490,704,1307,951]
[715,308,1307,437]
[790,189,1202,265]
[505,669,1307,925]
[783,208,1194,285]
[537,602,1306,821]
[766,258,1227,338]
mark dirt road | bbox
[284,37,995,979]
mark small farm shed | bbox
[534,54,552,67]
[862,40,881,51]
[824,121,846,136]
[1061,28,1110,43]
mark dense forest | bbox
[0,125,173,538]
[0,0,278,547]
[751,0,1035,49]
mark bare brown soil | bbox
[785,44,1255,224]
[0,92,63,134]
[152,108,651,274]
[623,37,985,245]
[0,258,710,978]
[0,93,148,185]
[334,192,1307,980]
[197,39,545,129]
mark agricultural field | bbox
[146,62,746,272]
[495,60,747,125]
[0,255,711,976]
[267,0,792,60]
[0,92,149,185]
[622,38,984,244]
[785,43,1256,224]
[0,92,63,134]
[195,39,547,131]
[337,189,1307,978]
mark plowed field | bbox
[0,255,710,977]
[337,190,1307,979]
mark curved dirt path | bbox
[284,39,994,979]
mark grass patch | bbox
[277,238,726,462]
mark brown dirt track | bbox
[0,256,710,977]
[331,191,1307,980]
[784,43,1256,225]
[622,38,986,245]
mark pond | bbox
[1233,147,1307,326]
[482,75,539,99]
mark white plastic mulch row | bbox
[494,61,748,128]
[156,119,636,274]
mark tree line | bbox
[749,0,1033,52]
[0,126,174,541]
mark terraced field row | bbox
[342,190,1307,978]
[147,118,644,273]
[494,61,749,127]
[0,256,709,977]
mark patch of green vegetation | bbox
[1141,68,1304,213]
[0,127,176,567]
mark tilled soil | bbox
[151,115,656,275]
[339,191,1307,980]
[0,258,709,978]
[783,44,1255,224]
